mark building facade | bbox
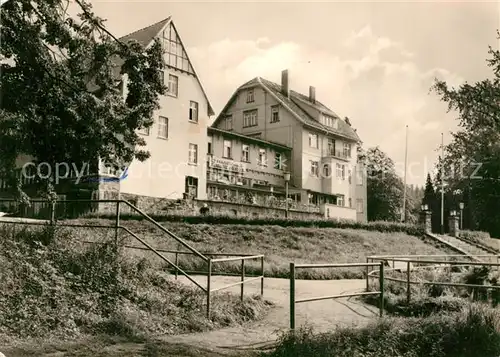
[110,18,214,201]
[211,70,368,222]
[1,18,367,222]
[207,127,295,208]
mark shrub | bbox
[0,223,272,341]
[267,304,500,357]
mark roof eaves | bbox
[208,127,292,151]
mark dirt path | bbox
[161,275,379,354]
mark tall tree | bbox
[361,147,406,222]
[432,32,500,236]
[423,173,435,207]
[0,0,166,193]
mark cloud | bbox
[188,25,464,185]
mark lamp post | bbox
[284,172,291,218]
[459,202,464,230]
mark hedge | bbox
[85,212,426,236]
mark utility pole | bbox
[401,125,408,223]
[440,133,445,235]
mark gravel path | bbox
[162,275,379,354]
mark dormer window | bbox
[321,114,337,128]
[246,89,255,103]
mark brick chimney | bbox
[281,69,290,98]
[309,86,316,103]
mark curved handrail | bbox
[119,200,208,262]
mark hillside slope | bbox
[76,219,456,279]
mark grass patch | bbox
[67,219,453,280]
[460,230,500,252]
[0,223,272,344]
[267,304,500,357]
[84,211,425,236]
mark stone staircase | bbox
[437,234,498,263]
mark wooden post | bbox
[406,260,411,304]
[365,257,370,291]
[260,256,264,296]
[379,262,384,317]
[206,259,212,319]
[240,259,245,301]
[114,200,120,247]
[175,252,179,280]
[290,262,296,330]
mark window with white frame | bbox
[158,70,165,85]
[337,195,345,207]
[167,74,178,97]
[308,133,319,148]
[327,138,335,155]
[310,160,319,176]
[356,199,364,213]
[188,143,198,164]
[207,136,213,154]
[225,115,233,130]
[246,89,254,103]
[336,163,345,180]
[157,116,168,139]
[223,140,232,159]
[357,166,364,185]
[343,143,352,158]
[138,125,150,136]
[189,101,198,122]
[323,163,331,177]
[243,109,258,127]
[185,176,198,198]
[271,105,280,123]
[241,144,250,162]
[274,152,283,169]
[258,148,267,166]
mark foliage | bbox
[423,173,435,207]
[0,224,270,341]
[358,147,418,223]
[0,0,166,190]
[267,305,500,357]
[432,32,500,237]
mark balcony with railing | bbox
[322,149,351,161]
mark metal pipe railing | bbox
[289,261,384,330]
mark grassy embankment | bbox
[71,217,456,280]
[0,223,271,350]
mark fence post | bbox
[290,262,296,330]
[175,252,179,280]
[50,201,56,225]
[206,259,212,319]
[379,262,384,317]
[240,259,245,301]
[406,260,411,304]
[365,257,370,291]
[115,200,120,247]
[260,256,264,297]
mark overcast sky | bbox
[89,0,498,186]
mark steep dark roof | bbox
[215,77,361,142]
[119,17,171,47]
